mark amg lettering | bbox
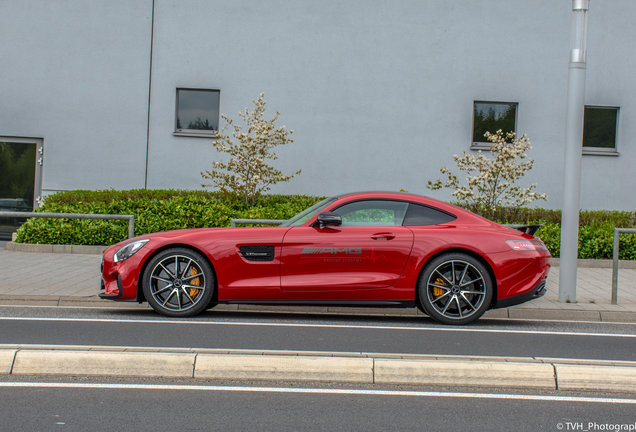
[301,247,362,255]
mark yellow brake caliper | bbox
[189,266,201,299]
[433,277,446,297]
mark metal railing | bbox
[0,212,135,239]
[612,227,636,304]
[230,218,286,228]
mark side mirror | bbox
[316,212,342,227]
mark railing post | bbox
[611,227,636,305]
[612,228,619,305]
[128,216,135,239]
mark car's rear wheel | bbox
[418,253,493,325]
[142,248,214,317]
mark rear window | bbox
[402,203,457,226]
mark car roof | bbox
[330,191,491,224]
[333,191,432,201]
[332,191,446,207]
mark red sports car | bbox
[99,192,550,324]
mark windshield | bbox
[281,197,337,227]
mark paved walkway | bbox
[0,248,635,321]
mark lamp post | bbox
[559,0,589,302]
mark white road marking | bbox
[1,382,635,404]
[0,316,634,338]
[0,304,633,326]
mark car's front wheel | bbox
[142,248,214,317]
[418,253,493,325]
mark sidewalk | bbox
[0,247,635,322]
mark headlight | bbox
[113,239,149,262]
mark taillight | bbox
[506,239,548,251]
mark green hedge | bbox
[534,222,636,260]
[459,204,636,260]
[15,190,322,246]
[14,189,636,260]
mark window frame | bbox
[471,101,518,150]
[582,105,620,156]
[0,136,43,209]
[174,88,221,138]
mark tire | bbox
[142,248,215,317]
[418,253,493,325]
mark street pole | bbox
[559,0,589,303]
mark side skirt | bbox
[219,300,416,308]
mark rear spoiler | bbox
[504,223,544,236]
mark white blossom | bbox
[201,93,301,205]
[427,130,547,216]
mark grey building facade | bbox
[1,0,634,213]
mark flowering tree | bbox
[201,93,301,205]
[427,130,547,217]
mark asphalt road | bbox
[1,306,635,361]
[1,380,635,432]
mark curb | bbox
[0,295,634,323]
[2,345,636,393]
[5,242,107,255]
[549,257,636,269]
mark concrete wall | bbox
[0,0,152,192]
[1,0,633,209]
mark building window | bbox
[472,101,517,148]
[175,88,220,136]
[583,106,619,155]
[0,137,44,240]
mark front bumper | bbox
[99,246,148,302]
[98,275,124,300]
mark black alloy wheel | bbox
[142,248,215,317]
[418,253,493,325]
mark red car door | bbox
[280,199,415,291]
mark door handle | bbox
[371,232,395,240]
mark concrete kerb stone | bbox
[57,297,150,309]
[555,363,636,393]
[195,354,374,383]
[5,242,106,255]
[0,349,17,374]
[599,311,636,323]
[12,350,196,378]
[6,243,54,253]
[506,309,602,322]
[374,358,556,389]
[0,296,60,307]
[550,258,636,269]
[2,346,636,393]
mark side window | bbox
[403,203,457,226]
[333,200,409,226]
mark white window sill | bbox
[470,142,493,151]
[173,131,217,138]
[582,148,619,156]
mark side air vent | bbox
[239,245,275,262]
